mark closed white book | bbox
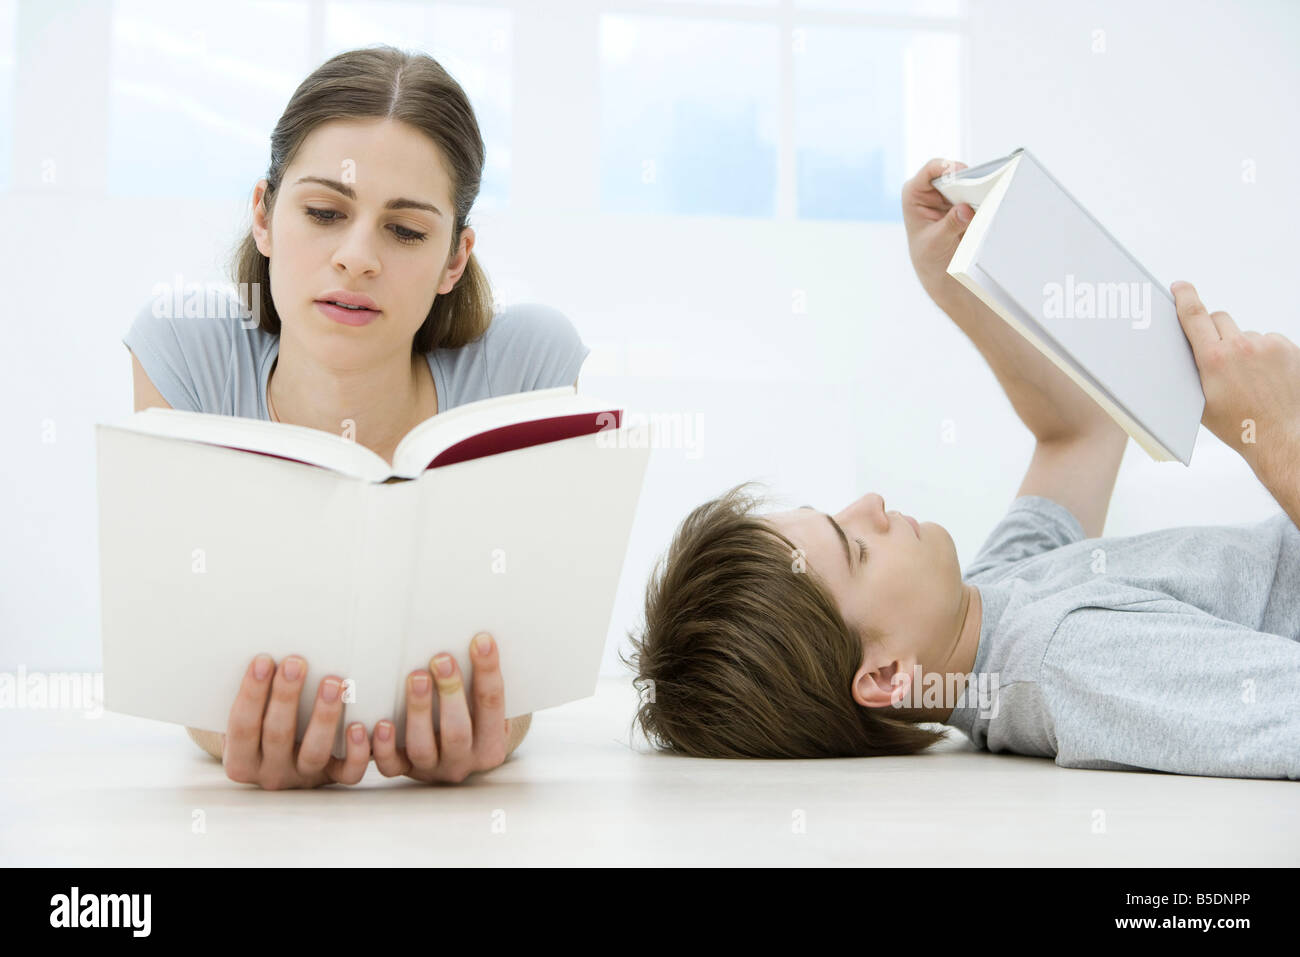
[933,148,1205,464]
[96,386,650,759]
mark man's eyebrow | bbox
[293,176,443,217]
[798,505,852,572]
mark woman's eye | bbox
[856,538,869,565]
[303,208,427,245]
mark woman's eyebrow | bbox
[293,175,443,217]
[798,505,852,572]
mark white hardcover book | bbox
[933,148,1205,464]
[96,387,650,758]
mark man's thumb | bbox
[947,203,973,230]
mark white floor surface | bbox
[2,676,1296,866]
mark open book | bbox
[96,387,650,758]
[933,148,1205,464]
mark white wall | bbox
[2,0,1296,678]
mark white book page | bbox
[390,432,651,748]
[97,425,365,737]
[391,386,615,477]
[932,151,1018,210]
[117,408,394,483]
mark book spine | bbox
[336,480,423,758]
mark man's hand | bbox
[1171,280,1300,488]
[900,156,1121,443]
[902,157,978,310]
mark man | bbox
[625,159,1300,778]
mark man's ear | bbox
[852,647,918,710]
[252,179,272,258]
[436,226,475,295]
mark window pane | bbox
[108,0,311,199]
[600,15,779,217]
[650,0,778,6]
[323,2,512,211]
[0,0,13,192]
[795,0,965,15]
[794,27,962,221]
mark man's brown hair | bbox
[623,482,952,758]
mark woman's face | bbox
[252,116,474,361]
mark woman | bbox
[124,46,589,789]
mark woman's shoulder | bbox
[122,288,276,414]
[431,301,590,403]
[483,301,584,351]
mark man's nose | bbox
[841,492,887,528]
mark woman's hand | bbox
[372,632,512,785]
[222,654,372,790]
[1171,281,1300,485]
[902,157,978,310]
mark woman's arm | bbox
[187,726,223,759]
[505,712,532,756]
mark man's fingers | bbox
[1210,310,1241,338]
[1171,280,1220,362]
[906,157,967,203]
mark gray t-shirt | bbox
[948,495,1300,779]
[122,293,590,419]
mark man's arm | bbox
[947,292,1128,537]
[941,290,1124,445]
[1170,281,1300,531]
[1255,433,1300,531]
[902,157,1122,446]
[1016,429,1127,539]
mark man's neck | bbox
[269,337,429,463]
[889,583,982,724]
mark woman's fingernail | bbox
[377,721,392,742]
[253,655,271,680]
[321,679,340,703]
[412,673,430,695]
[475,634,493,655]
[349,724,364,744]
[284,657,302,681]
[435,655,454,678]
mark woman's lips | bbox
[316,301,379,326]
[904,514,921,538]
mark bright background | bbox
[3,0,1298,676]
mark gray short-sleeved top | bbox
[122,292,590,419]
[949,495,1300,779]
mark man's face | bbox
[764,493,963,661]
[251,116,471,362]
